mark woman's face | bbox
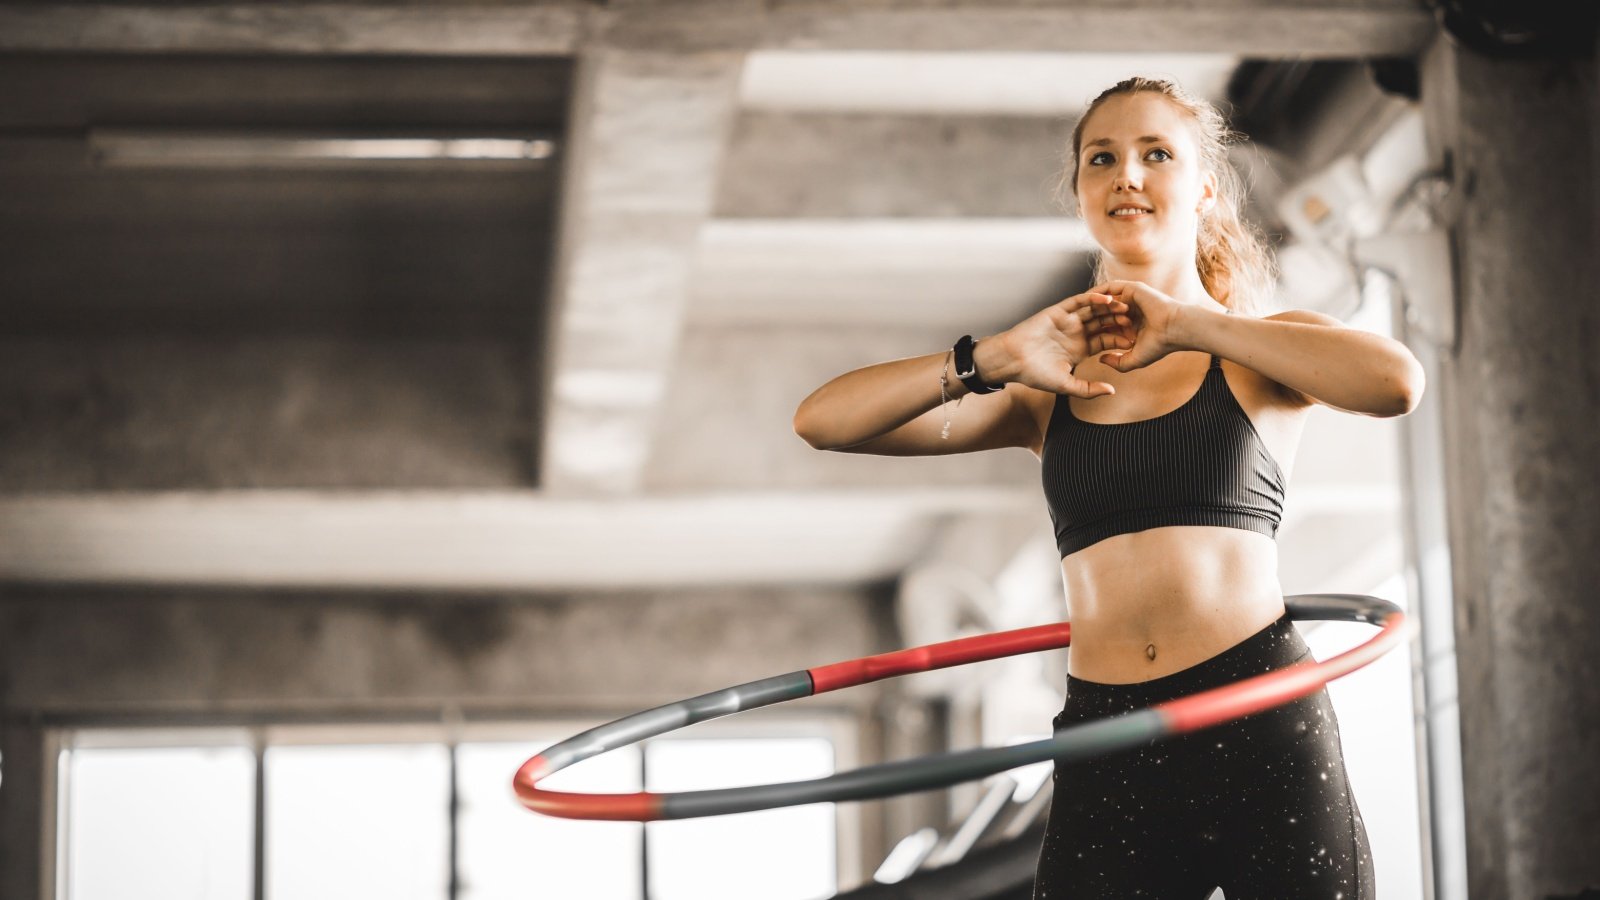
[1075,92,1216,265]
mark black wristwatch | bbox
[952,334,1004,394]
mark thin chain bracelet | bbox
[939,349,962,439]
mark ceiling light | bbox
[86,128,558,169]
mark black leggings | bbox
[1032,614,1373,899]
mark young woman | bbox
[793,77,1424,898]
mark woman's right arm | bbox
[793,292,1134,456]
[792,345,1030,455]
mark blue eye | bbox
[1087,148,1172,165]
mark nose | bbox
[1113,162,1142,193]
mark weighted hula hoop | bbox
[514,593,1408,822]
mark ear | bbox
[1198,169,1218,215]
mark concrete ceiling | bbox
[0,55,567,337]
[0,0,1433,592]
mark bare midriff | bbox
[1060,525,1286,684]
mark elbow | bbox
[1380,356,1427,417]
[792,404,835,451]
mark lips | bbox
[1109,204,1153,218]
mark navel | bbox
[1146,643,1157,661]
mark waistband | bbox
[1063,612,1308,713]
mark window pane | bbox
[456,741,642,900]
[265,744,449,900]
[646,738,835,900]
[65,745,254,900]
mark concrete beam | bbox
[0,1,1433,57]
[737,51,1240,116]
[0,489,1034,589]
[759,1,1435,56]
[538,49,746,493]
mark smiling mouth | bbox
[1109,208,1152,219]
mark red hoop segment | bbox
[809,622,1071,694]
[1160,611,1408,731]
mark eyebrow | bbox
[1084,135,1168,148]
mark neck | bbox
[1103,253,1219,310]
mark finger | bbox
[1082,317,1134,337]
[1068,378,1116,399]
[1088,313,1133,332]
[1093,333,1133,353]
[1099,351,1147,372]
[1075,300,1127,323]
[1069,294,1117,316]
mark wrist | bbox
[952,335,1004,394]
[1170,303,1216,352]
[971,333,1021,384]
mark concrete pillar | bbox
[1421,33,1600,900]
[0,719,48,900]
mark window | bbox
[52,718,850,900]
[265,743,451,900]
[646,738,836,900]
[58,733,254,900]
[455,739,641,900]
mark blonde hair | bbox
[1053,77,1277,316]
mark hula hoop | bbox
[514,593,1408,822]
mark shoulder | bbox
[1264,308,1343,328]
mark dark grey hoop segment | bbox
[666,711,1163,819]
[533,671,814,776]
[1283,592,1394,626]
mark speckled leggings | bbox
[1033,613,1373,899]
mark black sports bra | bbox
[1040,354,1286,558]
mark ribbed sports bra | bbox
[1040,354,1286,558]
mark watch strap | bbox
[952,335,1003,395]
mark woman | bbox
[793,77,1424,897]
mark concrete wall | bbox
[0,583,912,899]
[0,336,537,490]
[647,324,1046,492]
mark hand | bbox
[993,291,1137,398]
[1084,280,1187,372]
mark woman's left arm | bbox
[1177,306,1425,417]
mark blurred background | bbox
[1,2,1596,899]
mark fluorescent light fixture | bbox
[87,128,558,169]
